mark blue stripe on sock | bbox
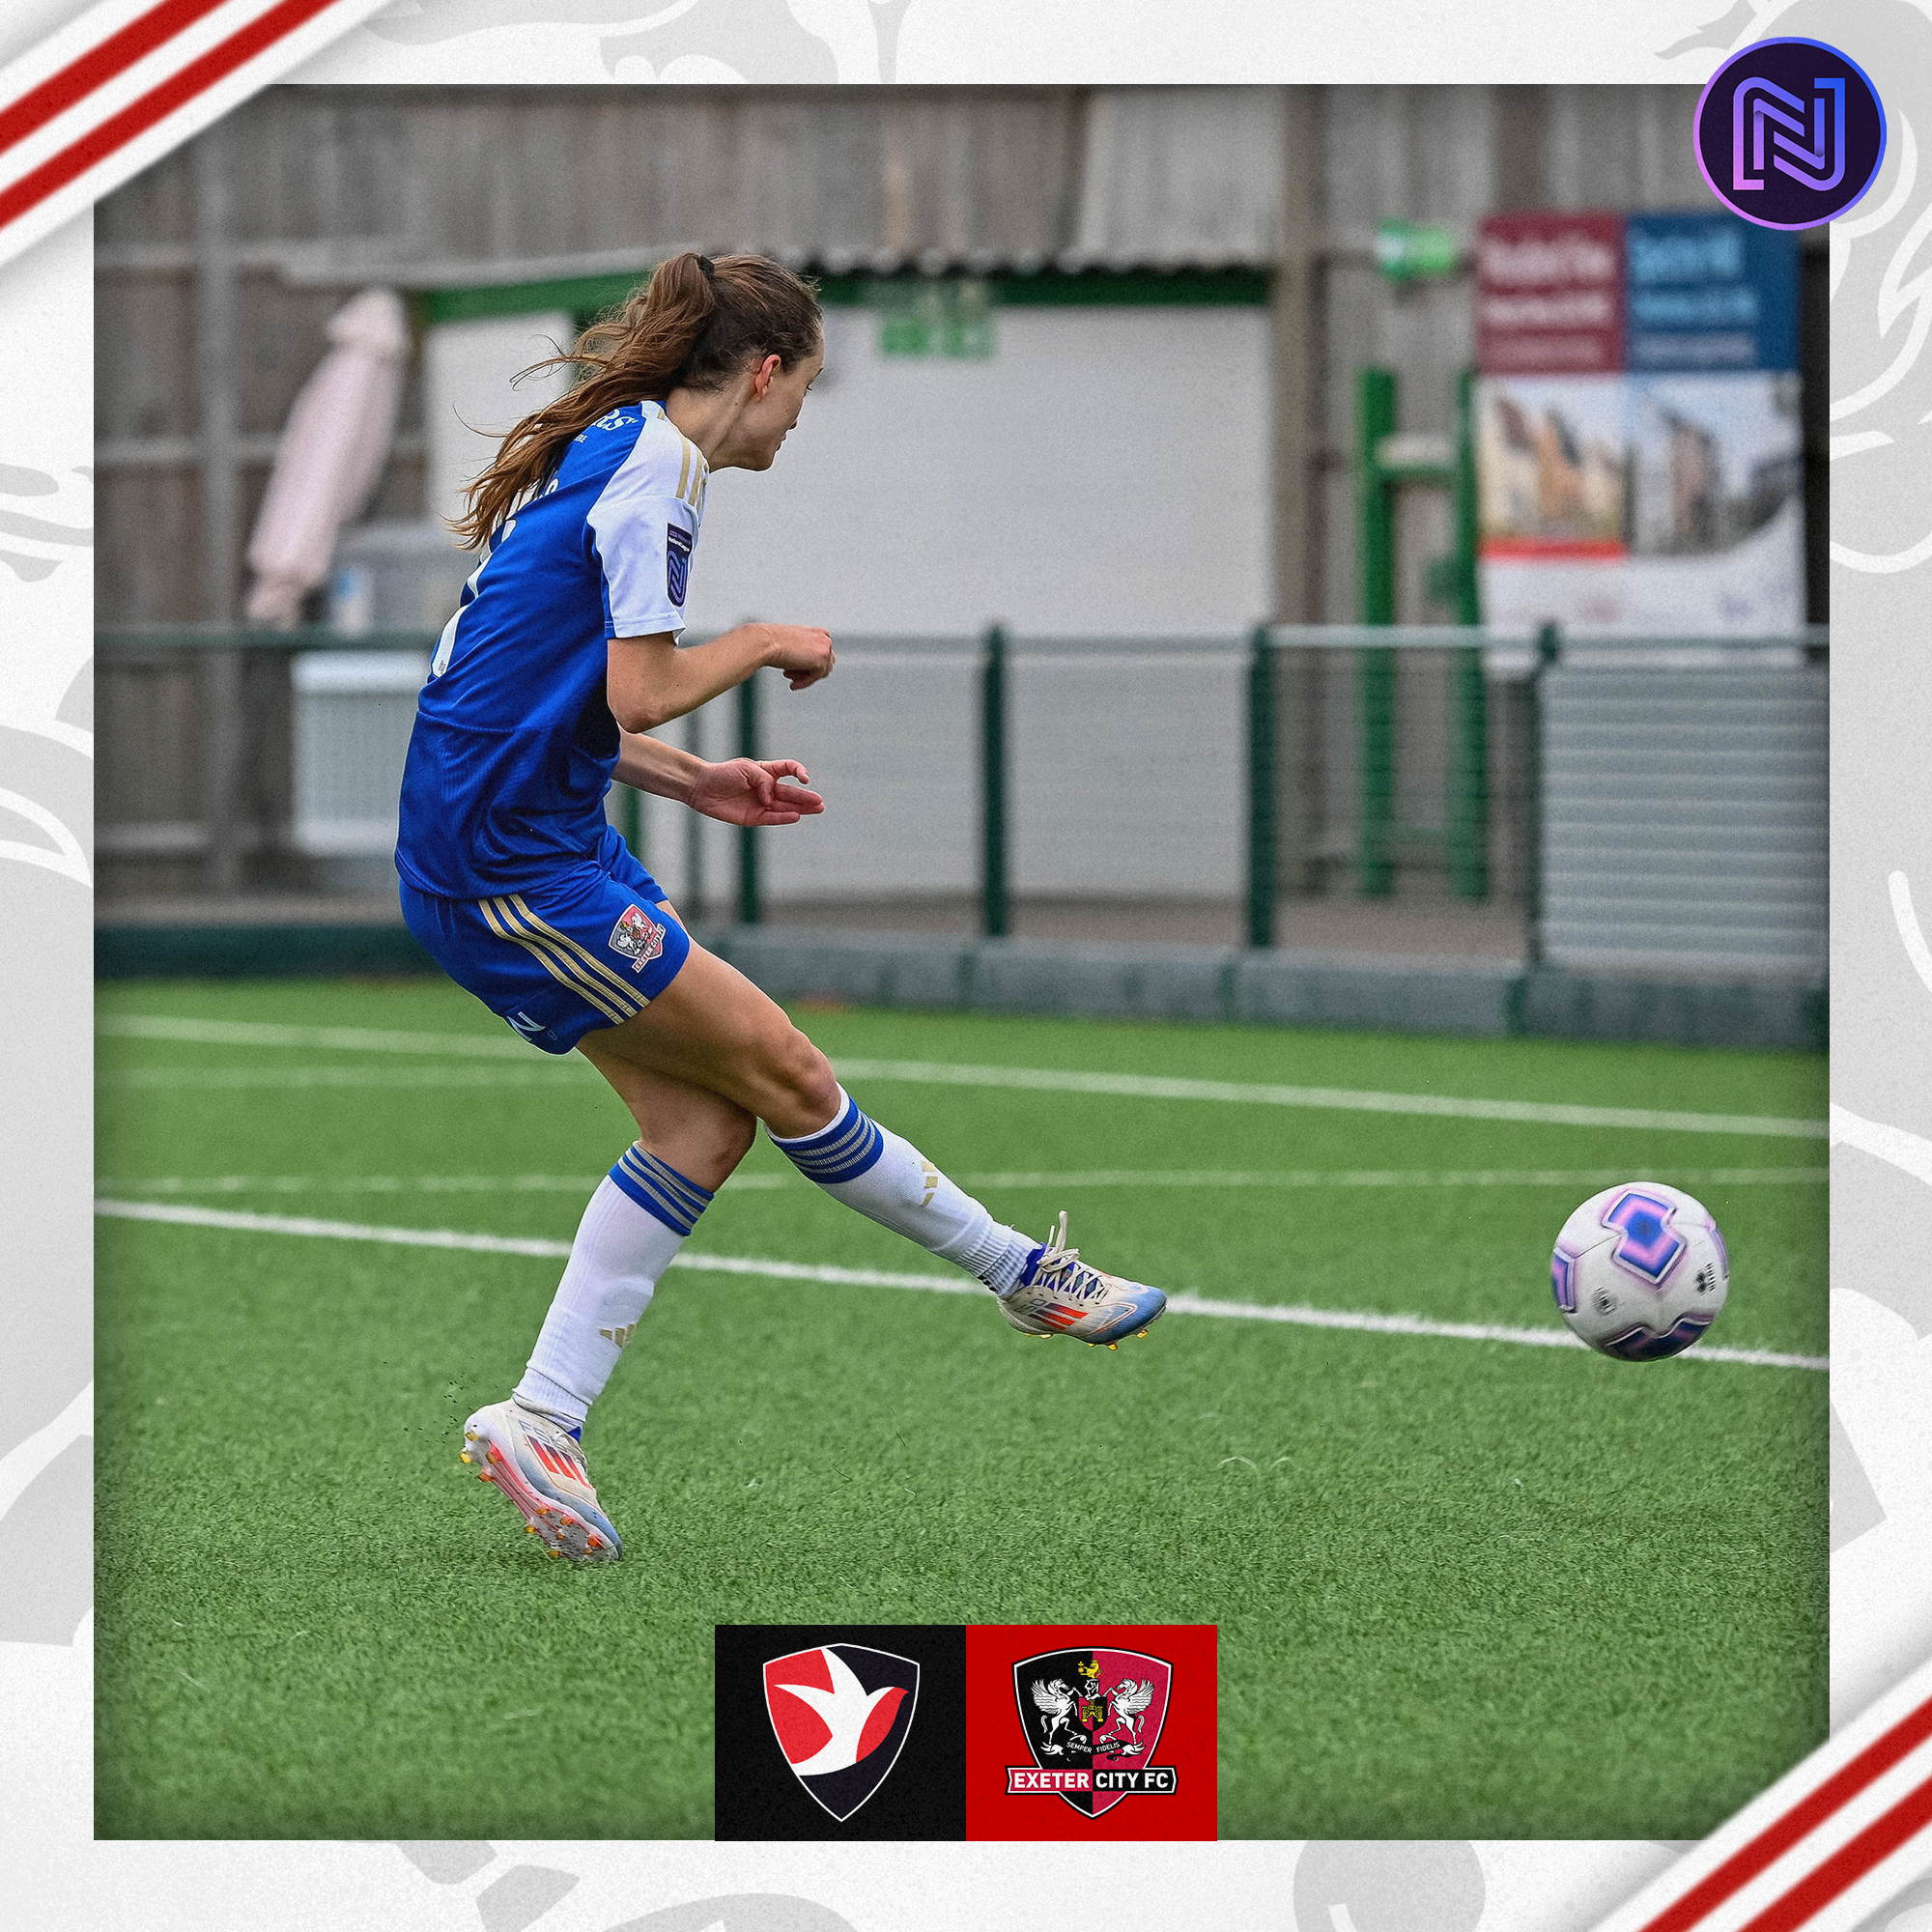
[773,1095,886,1185]
[618,1144,711,1221]
[624,1146,711,1223]
[607,1145,713,1236]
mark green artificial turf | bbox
[94,980,1828,1839]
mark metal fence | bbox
[1534,639,1828,977]
[97,625,1827,979]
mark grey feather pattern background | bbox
[0,449,93,1650]
[0,0,1926,1922]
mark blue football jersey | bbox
[396,400,709,897]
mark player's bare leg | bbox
[585,941,1168,1346]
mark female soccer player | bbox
[397,252,1168,1564]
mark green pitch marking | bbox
[95,980,1826,1841]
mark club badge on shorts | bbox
[609,903,667,973]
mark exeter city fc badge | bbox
[763,1643,921,1822]
[1009,1647,1176,1817]
[608,903,666,974]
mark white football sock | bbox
[770,1088,1038,1294]
[513,1146,713,1428]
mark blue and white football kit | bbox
[417,396,1168,1565]
[395,400,708,1054]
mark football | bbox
[1549,1181,1729,1360]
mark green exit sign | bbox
[1374,220,1463,283]
[870,277,996,358]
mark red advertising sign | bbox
[1477,212,1626,375]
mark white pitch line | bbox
[829,1058,1825,1139]
[93,1198,1828,1373]
[98,1021,1823,1137]
[96,1166,1829,1199]
[94,1173,789,1196]
[957,1165,1828,1190]
[98,1013,532,1058]
[101,1065,586,1090]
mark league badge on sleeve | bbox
[665,522,694,607]
[608,903,666,973]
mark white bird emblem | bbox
[769,1646,907,1776]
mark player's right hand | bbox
[761,625,836,690]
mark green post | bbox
[617,783,644,863]
[736,670,761,926]
[1446,366,1490,899]
[1356,368,1398,627]
[980,625,1009,938]
[1246,625,1277,949]
[1451,366,1481,629]
[1523,622,1560,967]
[683,705,705,923]
[1354,367,1397,895]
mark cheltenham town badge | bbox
[1009,1646,1176,1817]
[763,1643,922,1823]
[608,903,666,973]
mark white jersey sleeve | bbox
[584,409,709,640]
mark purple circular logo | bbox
[1694,37,1887,229]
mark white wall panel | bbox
[682,303,1273,639]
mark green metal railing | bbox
[719,623,1011,936]
[99,622,1598,943]
[1520,623,1560,969]
[1353,369,1399,897]
[1245,626,1277,948]
[980,625,1010,939]
[736,668,761,926]
[1241,624,1523,956]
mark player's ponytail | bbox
[451,251,821,550]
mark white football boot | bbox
[460,1399,622,1563]
[999,1211,1168,1347]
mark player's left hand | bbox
[688,757,826,826]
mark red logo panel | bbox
[965,1625,1216,1840]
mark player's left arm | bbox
[612,730,825,827]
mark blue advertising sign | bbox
[1624,213,1798,373]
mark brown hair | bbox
[450,250,821,549]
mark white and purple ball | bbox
[1549,1181,1729,1361]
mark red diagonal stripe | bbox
[1640,1695,1932,1932]
[0,0,342,234]
[1737,1771,1932,1932]
[0,0,232,158]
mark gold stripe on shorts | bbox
[504,892,654,1003]
[478,897,636,1025]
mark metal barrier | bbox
[1245,625,1503,948]
[98,624,1827,980]
[1528,629,1828,978]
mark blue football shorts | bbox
[399,840,693,1056]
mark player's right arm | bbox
[605,624,834,732]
